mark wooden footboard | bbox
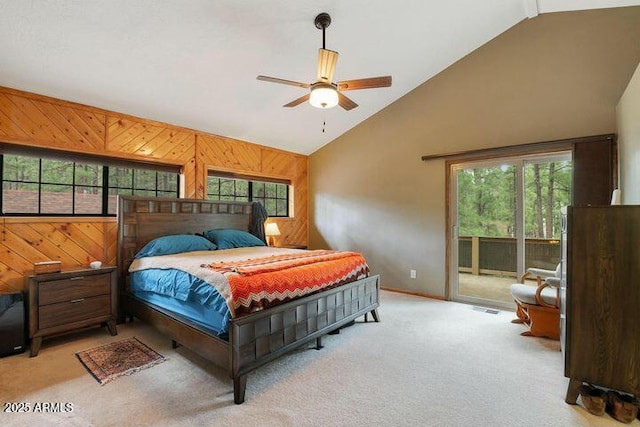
[123,274,380,403]
[230,274,380,403]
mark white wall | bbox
[617,62,640,204]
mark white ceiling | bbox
[0,1,638,155]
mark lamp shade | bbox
[265,222,281,236]
[309,83,339,109]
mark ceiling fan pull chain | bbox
[322,111,326,133]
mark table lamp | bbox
[264,222,281,247]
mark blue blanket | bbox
[130,268,231,336]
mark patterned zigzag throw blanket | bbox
[202,250,369,316]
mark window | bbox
[449,151,572,308]
[1,153,179,216]
[207,173,290,217]
[106,167,179,214]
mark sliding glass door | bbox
[449,152,571,309]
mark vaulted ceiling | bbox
[0,1,638,155]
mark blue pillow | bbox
[203,229,266,250]
[135,235,217,258]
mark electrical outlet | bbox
[410,269,417,279]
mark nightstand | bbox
[27,266,117,357]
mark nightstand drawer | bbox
[39,295,111,329]
[38,273,111,305]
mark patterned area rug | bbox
[75,337,166,385]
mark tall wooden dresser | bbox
[563,206,640,403]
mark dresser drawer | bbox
[39,295,111,330]
[38,273,111,306]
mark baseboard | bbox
[380,286,446,301]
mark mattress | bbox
[130,289,230,337]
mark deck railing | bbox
[458,236,560,277]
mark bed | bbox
[117,196,380,404]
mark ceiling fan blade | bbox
[257,75,310,89]
[337,76,392,91]
[283,93,310,108]
[338,92,358,111]
[317,49,339,83]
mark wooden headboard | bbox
[117,196,253,285]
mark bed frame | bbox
[117,196,380,403]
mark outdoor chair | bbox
[509,264,561,340]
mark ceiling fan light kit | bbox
[257,12,391,111]
[309,83,339,109]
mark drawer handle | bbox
[69,276,85,281]
[70,298,85,304]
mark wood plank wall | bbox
[0,86,308,292]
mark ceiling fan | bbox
[257,12,392,111]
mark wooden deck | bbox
[458,273,520,304]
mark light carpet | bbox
[0,290,635,427]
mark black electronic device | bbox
[0,291,26,357]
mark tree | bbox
[533,164,544,237]
[458,160,572,239]
[545,162,556,238]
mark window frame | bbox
[1,149,180,217]
[206,171,291,217]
